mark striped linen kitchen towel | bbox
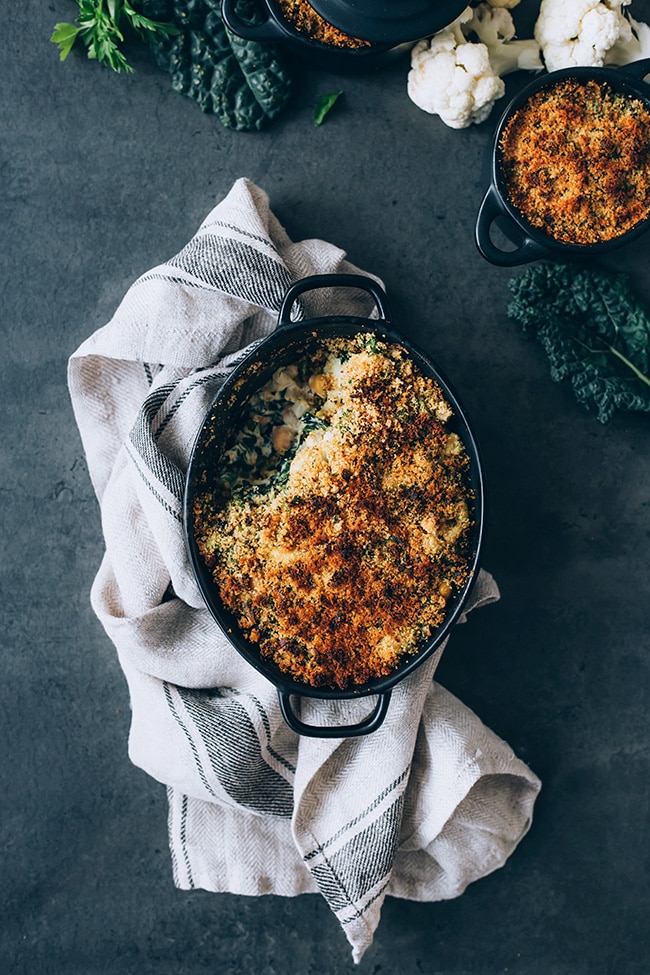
[68,177,541,963]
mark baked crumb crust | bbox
[499,78,650,245]
[194,337,474,690]
[274,0,372,49]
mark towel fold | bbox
[68,177,541,962]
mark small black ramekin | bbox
[221,0,414,72]
[475,59,650,267]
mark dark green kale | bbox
[508,263,650,423]
[139,0,292,131]
[52,1,292,130]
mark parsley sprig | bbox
[51,0,179,74]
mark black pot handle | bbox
[221,0,282,42]
[619,57,650,82]
[278,689,392,738]
[475,184,549,267]
[278,273,393,328]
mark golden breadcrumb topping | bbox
[499,78,650,245]
[275,0,372,49]
[193,336,474,690]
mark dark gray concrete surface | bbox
[2,2,650,973]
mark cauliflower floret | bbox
[607,11,650,64]
[408,2,541,129]
[534,0,634,71]
[468,3,543,74]
[408,28,505,129]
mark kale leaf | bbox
[141,0,292,131]
[508,263,650,423]
[52,0,291,130]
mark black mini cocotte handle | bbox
[221,0,282,41]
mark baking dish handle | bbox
[475,184,549,267]
[620,57,650,82]
[221,0,283,42]
[278,689,392,738]
[277,273,393,327]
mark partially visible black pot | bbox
[184,274,484,739]
[307,0,470,45]
[221,0,414,72]
[475,59,650,267]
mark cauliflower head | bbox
[407,1,541,129]
[607,10,650,64]
[408,29,505,129]
[534,0,634,71]
[468,3,543,74]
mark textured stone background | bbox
[2,1,649,972]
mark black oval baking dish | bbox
[184,274,485,738]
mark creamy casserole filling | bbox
[193,334,474,689]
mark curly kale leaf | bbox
[508,263,650,423]
[140,0,292,131]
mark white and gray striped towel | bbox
[68,177,541,963]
